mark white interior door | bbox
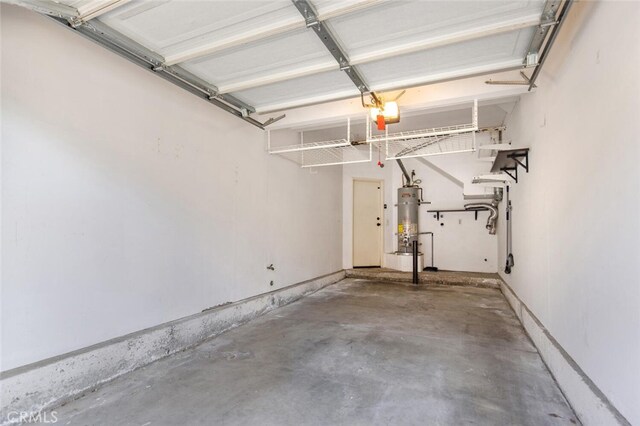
[353,179,383,267]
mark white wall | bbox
[0,5,342,372]
[342,153,498,273]
[498,2,640,424]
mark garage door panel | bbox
[359,28,535,89]
[230,70,359,111]
[180,28,336,88]
[325,0,544,58]
[98,0,303,56]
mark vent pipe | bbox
[465,203,499,235]
[396,159,411,186]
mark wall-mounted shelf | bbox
[472,173,514,184]
[490,148,529,183]
[427,207,488,221]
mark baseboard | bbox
[498,279,630,426]
[0,270,346,424]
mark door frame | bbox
[352,178,384,268]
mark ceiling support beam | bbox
[216,13,541,95]
[291,0,376,102]
[163,0,383,66]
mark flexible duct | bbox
[465,203,499,235]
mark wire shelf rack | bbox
[267,100,480,166]
[385,131,476,160]
[271,143,370,168]
[268,138,350,154]
[366,99,479,160]
[268,118,372,167]
[368,122,477,143]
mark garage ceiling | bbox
[14,0,562,125]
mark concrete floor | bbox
[50,279,578,425]
[346,268,503,288]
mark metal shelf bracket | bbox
[488,148,530,184]
[500,150,529,183]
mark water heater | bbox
[396,186,421,254]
